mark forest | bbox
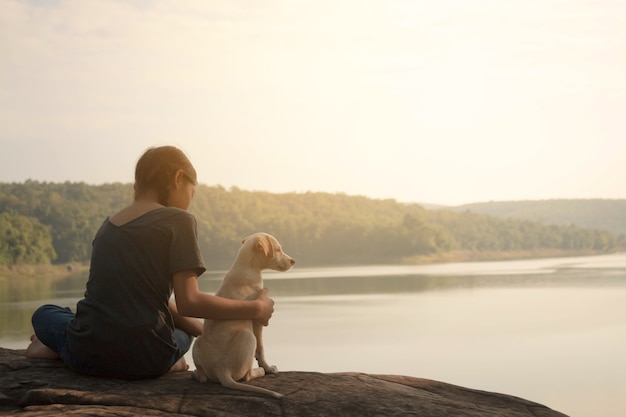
[0,181,622,268]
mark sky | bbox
[1,0,625,206]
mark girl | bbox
[25,146,275,379]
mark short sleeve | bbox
[169,212,206,277]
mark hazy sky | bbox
[1,0,625,206]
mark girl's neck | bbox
[109,199,164,227]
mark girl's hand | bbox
[254,288,275,326]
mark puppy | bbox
[192,233,295,398]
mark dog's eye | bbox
[276,248,282,253]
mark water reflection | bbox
[201,273,575,298]
[0,268,87,342]
[4,254,626,341]
[200,252,626,297]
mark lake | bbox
[2,254,626,417]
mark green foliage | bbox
[0,212,56,265]
[0,181,131,264]
[0,181,621,268]
[189,187,619,267]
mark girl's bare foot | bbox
[169,356,189,373]
[25,334,60,359]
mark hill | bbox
[452,199,626,237]
[0,182,621,268]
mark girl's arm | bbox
[172,270,275,325]
[168,299,203,337]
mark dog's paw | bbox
[193,370,208,383]
[264,365,279,374]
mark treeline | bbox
[0,181,622,268]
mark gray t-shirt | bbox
[66,207,206,379]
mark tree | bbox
[0,212,57,265]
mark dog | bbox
[192,233,295,398]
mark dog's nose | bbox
[290,258,295,265]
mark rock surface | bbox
[0,348,568,417]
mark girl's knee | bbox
[32,304,54,327]
[31,305,74,333]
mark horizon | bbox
[2,1,625,206]
[3,179,626,208]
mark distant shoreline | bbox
[0,263,90,284]
[404,248,614,264]
[0,249,615,283]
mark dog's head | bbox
[241,233,295,272]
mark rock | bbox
[0,348,568,417]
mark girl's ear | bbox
[173,169,186,188]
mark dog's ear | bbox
[255,234,275,258]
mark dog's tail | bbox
[218,373,283,399]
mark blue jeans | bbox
[31,304,193,370]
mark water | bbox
[2,254,626,417]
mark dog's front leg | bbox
[253,322,278,374]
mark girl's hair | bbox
[134,146,197,205]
